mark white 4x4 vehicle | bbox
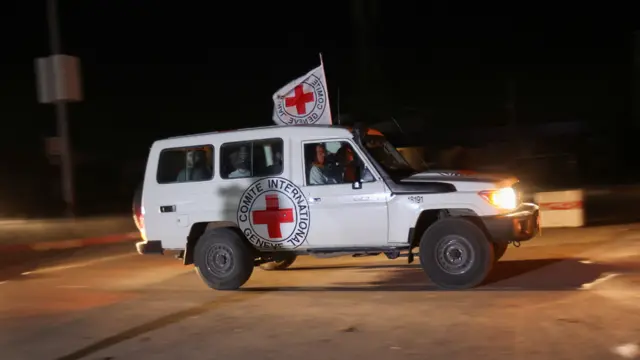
[133,124,539,290]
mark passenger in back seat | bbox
[177,150,212,182]
[228,146,251,178]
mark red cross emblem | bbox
[285,85,314,115]
[252,194,294,239]
[539,201,583,211]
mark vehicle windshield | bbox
[362,135,417,177]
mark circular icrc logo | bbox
[274,75,327,125]
[237,177,310,250]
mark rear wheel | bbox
[493,242,508,262]
[194,228,254,290]
[260,253,297,271]
[419,218,494,289]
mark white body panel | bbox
[386,189,501,245]
[140,125,510,252]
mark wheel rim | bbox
[434,235,475,275]
[205,244,235,277]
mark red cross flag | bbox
[272,63,332,126]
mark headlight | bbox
[479,187,517,210]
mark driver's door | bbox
[299,139,389,248]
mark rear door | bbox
[142,144,215,248]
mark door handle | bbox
[160,205,176,213]
[353,196,370,202]
[309,197,322,203]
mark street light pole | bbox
[46,0,75,217]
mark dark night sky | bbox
[0,1,635,215]
[0,3,632,143]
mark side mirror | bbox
[352,165,363,190]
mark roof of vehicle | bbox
[152,124,386,148]
[164,124,347,140]
[166,124,384,139]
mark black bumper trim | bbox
[480,203,540,244]
[136,240,164,255]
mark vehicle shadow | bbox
[244,258,624,292]
[218,182,249,223]
[286,263,415,271]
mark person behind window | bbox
[337,145,357,183]
[337,145,375,183]
[176,149,211,182]
[309,143,338,185]
[268,151,283,175]
[228,145,251,178]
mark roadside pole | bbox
[36,0,83,218]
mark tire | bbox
[419,218,494,290]
[260,254,297,271]
[493,242,508,262]
[193,228,254,290]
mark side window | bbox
[303,141,375,186]
[220,138,284,179]
[156,145,214,184]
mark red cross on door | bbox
[252,194,294,238]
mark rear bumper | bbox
[480,203,540,244]
[136,240,164,255]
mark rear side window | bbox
[220,138,283,179]
[156,145,214,184]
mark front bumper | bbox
[135,240,164,255]
[480,203,540,244]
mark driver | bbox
[337,145,357,182]
[337,145,375,183]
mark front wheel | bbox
[260,253,297,271]
[194,228,254,290]
[419,218,494,289]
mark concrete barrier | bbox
[534,189,585,228]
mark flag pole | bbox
[318,52,333,125]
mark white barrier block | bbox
[534,189,584,228]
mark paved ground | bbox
[1,225,640,360]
